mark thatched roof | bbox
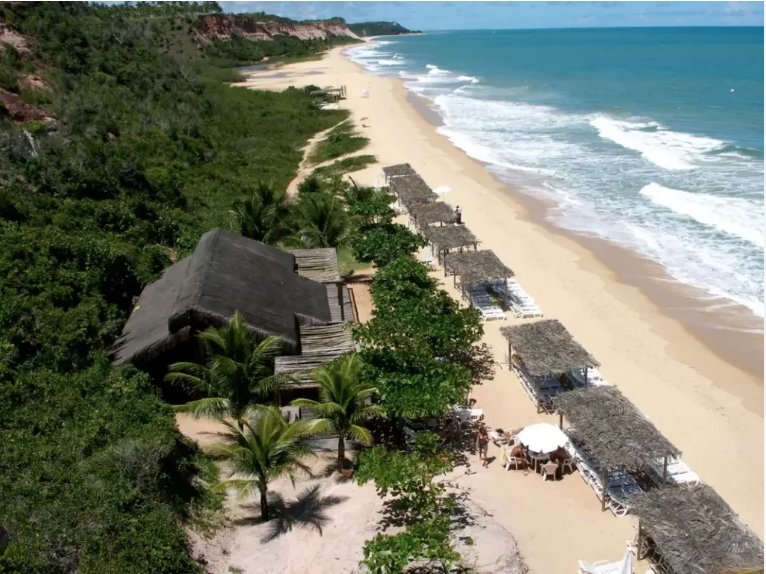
[389,174,438,207]
[444,249,514,285]
[410,202,456,228]
[290,248,341,283]
[275,324,354,386]
[632,484,764,574]
[501,319,599,378]
[382,163,417,179]
[112,229,332,364]
[554,386,680,470]
[326,284,355,323]
[422,226,480,251]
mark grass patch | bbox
[312,154,377,178]
[309,121,370,165]
[338,245,373,277]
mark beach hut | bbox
[409,201,457,229]
[500,320,599,413]
[444,249,513,290]
[381,163,417,184]
[111,230,355,393]
[554,386,681,514]
[631,484,764,574]
[422,225,480,264]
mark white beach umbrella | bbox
[433,185,452,199]
[516,423,568,454]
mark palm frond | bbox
[172,397,232,420]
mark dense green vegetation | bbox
[348,21,418,37]
[0,2,352,572]
[308,120,370,165]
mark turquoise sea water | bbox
[347,28,765,320]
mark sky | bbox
[218,1,765,30]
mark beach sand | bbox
[226,48,764,571]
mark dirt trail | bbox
[286,120,374,197]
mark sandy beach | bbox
[223,46,764,571]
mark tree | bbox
[165,311,285,429]
[292,354,384,468]
[292,192,354,248]
[356,433,461,573]
[212,407,312,521]
[233,182,291,244]
[351,223,427,267]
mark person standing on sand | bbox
[454,205,462,225]
[477,426,490,468]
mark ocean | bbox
[347,27,765,323]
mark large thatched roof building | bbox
[112,229,349,368]
[554,386,680,472]
[500,319,599,378]
[632,484,764,574]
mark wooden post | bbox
[559,412,564,430]
[662,455,668,486]
[601,468,608,511]
[636,522,644,560]
[584,366,588,385]
[337,282,345,321]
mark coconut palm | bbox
[234,182,291,244]
[165,311,285,429]
[213,407,313,521]
[292,354,383,469]
[292,192,353,248]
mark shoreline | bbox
[234,48,764,565]
[405,87,764,384]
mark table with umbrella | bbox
[515,422,569,473]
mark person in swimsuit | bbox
[477,426,490,468]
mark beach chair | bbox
[501,447,524,471]
[561,458,577,475]
[542,461,559,481]
[578,559,632,574]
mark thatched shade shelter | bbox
[382,163,417,181]
[275,324,355,387]
[444,249,513,287]
[409,201,456,228]
[112,229,333,366]
[501,319,598,378]
[422,226,480,262]
[555,386,681,510]
[631,484,764,574]
[389,174,438,211]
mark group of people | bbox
[475,427,571,471]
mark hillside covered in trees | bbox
[0,2,354,572]
[348,21,418,37]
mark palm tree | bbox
[292,354,383,469]
[213,407,313,521]
[292,192,353,248]
[165,311,285,429]
[233,182,291,244]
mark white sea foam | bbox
[590,115,725,171]
[426,64,451,76]
[640,183,764,248]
